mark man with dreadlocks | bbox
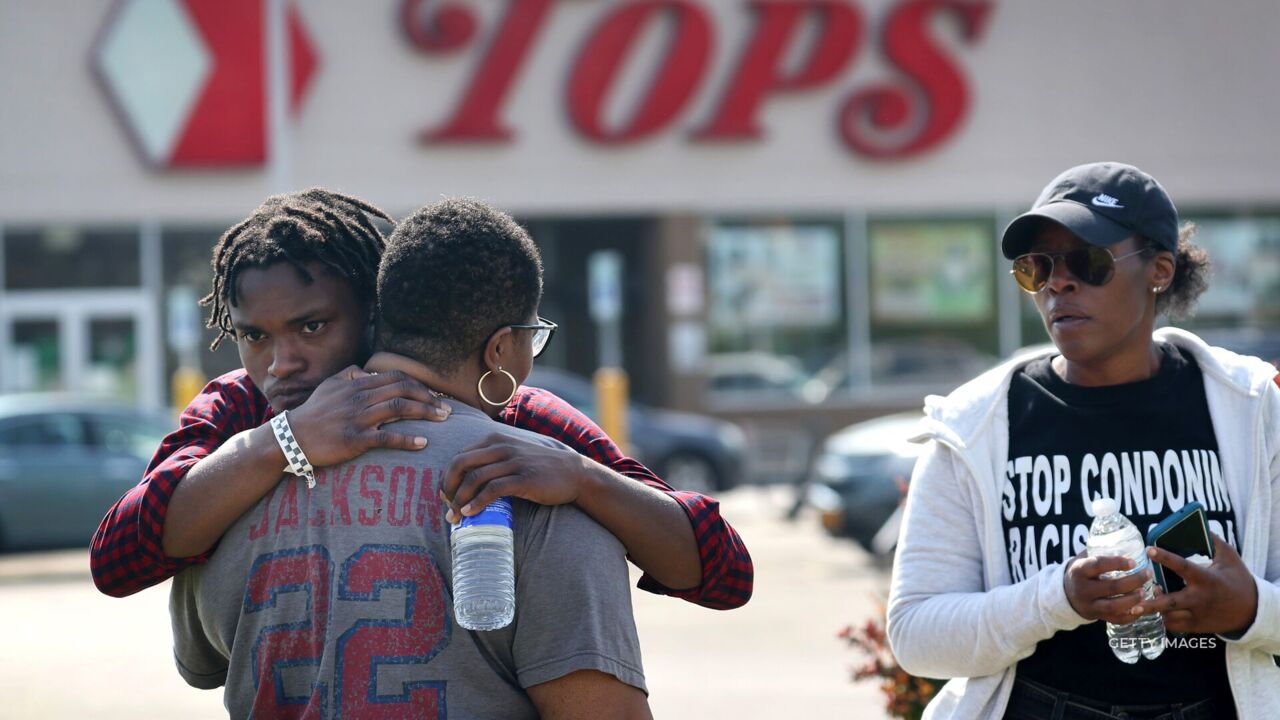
[91,188,753,615]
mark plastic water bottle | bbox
[1086,498,1165,663]
[451,497,516,631]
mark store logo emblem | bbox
[92,0,319,168]
[1091,194,1124,209]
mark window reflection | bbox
[706,221,847,404]
[867,220,998,386]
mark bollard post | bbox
[593,367,629,453]
[171,366,205,411]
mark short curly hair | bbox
[376,198,543,372]
[1140,223,1210,321]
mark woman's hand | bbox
[1063,552,1152,624]
[441,433,591,523]
[1132,535,1258,635]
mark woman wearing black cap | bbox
[886,162,1280,719]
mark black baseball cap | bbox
[1000,162,1179,259]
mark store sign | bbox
[403,0,993,159]
[93,0,318,168]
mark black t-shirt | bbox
[1006,344,1237,705]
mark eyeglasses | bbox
[1010,247,1146,294]
[507,316,558,358]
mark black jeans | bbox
[1003,678,1232,720]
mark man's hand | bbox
[1063,552,1152,624]
[441,433,590,524]
[287,366,451,467]
[1132,535,1258,635]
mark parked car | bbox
[704,352,810,400]
[0,394,173,551]
[525,367,747,494]
[805,412,923,554]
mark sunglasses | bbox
[1010,247,1146,294]
[507,316,558,358]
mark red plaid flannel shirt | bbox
[91,370,753,609]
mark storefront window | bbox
[3,227,139,290]
[7,320,61,393]
[1171,215,1280,366]
[867,219,1000,386]
[706,220,847,404]
[1182,216,1280,326]
[87,318,138,401]
[1,226,152,405]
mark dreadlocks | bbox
[201,188,391,350]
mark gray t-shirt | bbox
[170,400,645,719]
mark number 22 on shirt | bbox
[243,544,452,719]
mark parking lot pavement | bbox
[633,485,890,719]
[0,485,891,719]
[0,550,226,720]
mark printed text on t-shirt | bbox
[1003,450,1236,582]
[247,464,446,540]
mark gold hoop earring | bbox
[478,367,518,406]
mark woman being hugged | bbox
[887,162,1280,719]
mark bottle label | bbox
[457,497,514,530]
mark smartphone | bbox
[1145,502,1213,594]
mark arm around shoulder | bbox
[887,441,1088,679]
[161,422,287,558]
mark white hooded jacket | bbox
[887,328,1280,719]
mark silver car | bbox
[806,412,924,556]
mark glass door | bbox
[0,290,160,409]
[8,319,61,392]
[87,317,139,401]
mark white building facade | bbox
[1,0,1277,441]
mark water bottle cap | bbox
[1092,497,1119,517]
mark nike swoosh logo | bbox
[1092,196,1124,209]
